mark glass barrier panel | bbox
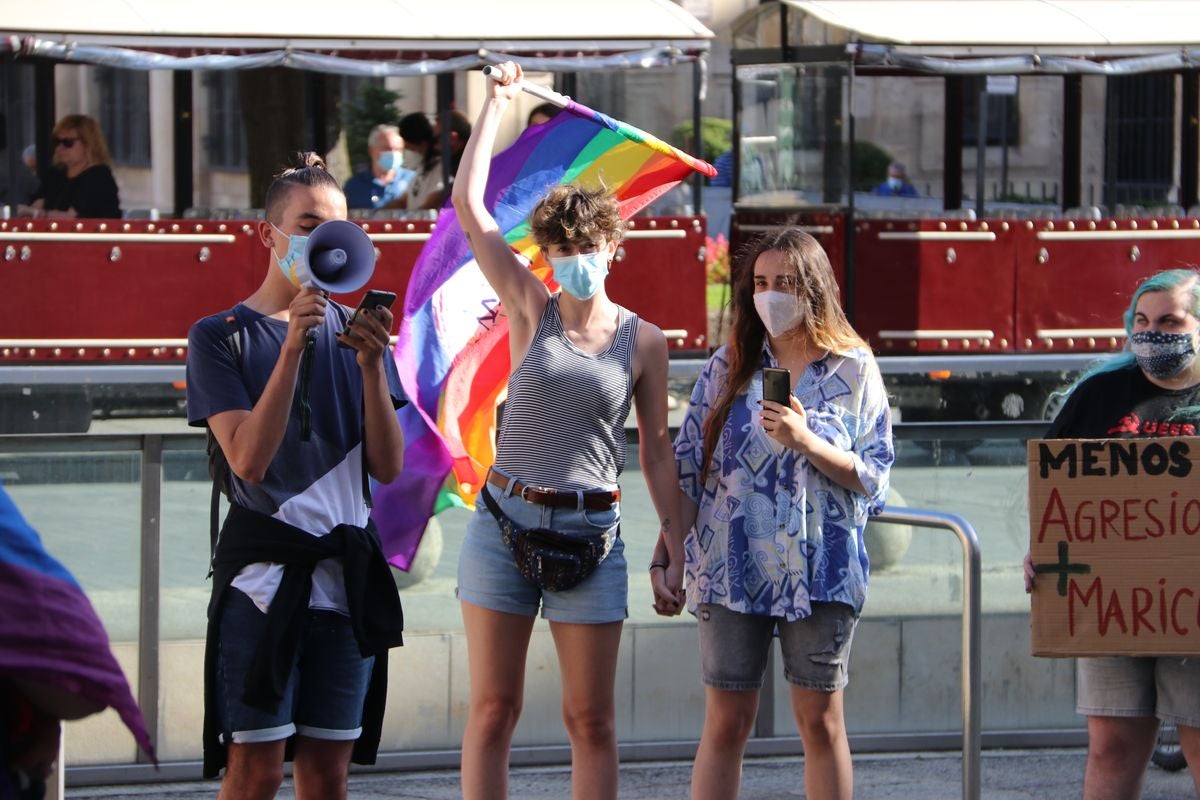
[1,441,143,765]
[157,442,215,762]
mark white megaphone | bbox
[296,219,376,294]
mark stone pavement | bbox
[66,749,1195,799]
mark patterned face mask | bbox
[1130,329,1199,379]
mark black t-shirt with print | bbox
[1046,363,1200,439]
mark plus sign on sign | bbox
[1029,437,1200,656]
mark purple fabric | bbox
[0,486,154,763]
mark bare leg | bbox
[1176,723,1200,798]
[690,686,759,800]
[460,601,536,800]
[790,686,852,800]
[217,740,286,800]
[1082,715,1157,800]
[549,620,623,800]
[291,736,354,800]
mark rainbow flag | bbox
[0,485,155,762]
[372,99,714,569]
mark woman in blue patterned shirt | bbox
[653,227,894,800]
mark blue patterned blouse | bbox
[675,343,894,620]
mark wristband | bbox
[648,560,669,572]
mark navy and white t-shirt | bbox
[186,302,406,614]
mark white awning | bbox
[0,0,713,52]
[782,0,1200,49]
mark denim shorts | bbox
[1076,656,1200,727]
[215,588,374,744]
[456,476,627,624]
[697,602,858,692]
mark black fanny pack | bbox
[480,484,616,592]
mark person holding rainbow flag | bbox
[448,61,685,800]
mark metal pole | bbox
[437,73,454,198]
[975,86,988,219]
[3,54,22,211]
[692,57,703,216]
[136,435,162,763]
[1062,75,1083,210]
[943,76,964,210]
[171,71,193,217]
[845,107,857,325]
[1181,71,1199,210]
[1000,94,1009,202]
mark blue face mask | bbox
[271,224,311,288]
[1131,329,1199,379]
[550,250,610,301]
[376,150,401,172]
[886,176,904,190]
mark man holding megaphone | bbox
[185,153,407,800]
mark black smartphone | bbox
[339,289,397,346]
[762,367,791,406]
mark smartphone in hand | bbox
[762,367,791,406]
[339,289,397,347]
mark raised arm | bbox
[451,61,550,340]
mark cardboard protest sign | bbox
[1029,436,1200,657]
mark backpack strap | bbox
[207,309,242,576]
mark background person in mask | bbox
[343,124,413,210]
[651,227,893,800]
[388,112,444,211]
[186,153,406,799]
[1023,268,1200,799]
[450,61,683,800]
[872,160,919,198]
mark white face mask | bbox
[753,290,804,338]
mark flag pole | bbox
[481,65,571,109]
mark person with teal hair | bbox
[1025,267,1200,798]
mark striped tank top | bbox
[493,294,639,491]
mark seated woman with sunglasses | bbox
[27,115,121,219]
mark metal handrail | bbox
[4,433,981,796]
[872,507,982,800]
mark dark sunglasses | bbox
[52,136,79,149]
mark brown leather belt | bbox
[486,468,620,510]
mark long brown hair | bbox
[699,228,867,481]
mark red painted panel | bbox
[1,220,261,344]
[606,216,709,352]
[1,214,706,363]
[1013,218,1200,353]
[856,219,1016,354]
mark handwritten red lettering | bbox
[1171,588,1192,635]
[1038,487,1069,543]
[1100,499,1121,539]
[1132,587,1155,635]
[1068,576,1102,636]
[1102,585,1128,634]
